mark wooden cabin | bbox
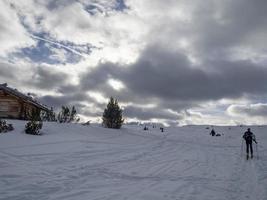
[0,83,50,120]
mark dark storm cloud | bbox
[29,67,69,89]
[81,45,267,110]
[129,51,267,101]
[39,0,267,119]
[40,92,90,108]
[56,84,82,94]
[38,41,267,121]
[124,105,182,121]
[81,63,115,90]
[118,47,208,101]
[40,91,105,119]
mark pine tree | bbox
[57,112,62,123]
[69,106,77,122]
[102,97,124,129]
[41,107,56,121]
[58,105,79,123]
[62,106,70,123]
[51,107,56,121]
[25,109,43,135]
[58,106,69,123]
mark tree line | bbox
[37,96,124,128]
[1,97,124,136]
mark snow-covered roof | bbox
[0,83,50,112]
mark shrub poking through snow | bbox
[102,97,124,129]
[57,106,79,123]
[25,121,43,135]
[25,110,43,135]
[41,107,57,122]
[82,121,91,126]
[0,119,14,133]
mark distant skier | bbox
[210,129,216,136]
[243,128,257,159]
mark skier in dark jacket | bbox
[210,129,216,136]
[243,128,257,159]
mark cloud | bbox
[39,90,105,119]
[2,0,267,125]
[29,67,70,89]
[0,62,16,79]
[228,104,267,117]
[40,92,89,108]
[226,103,267,125]
[0,60,73,94]
[81,44,267,106]
[124,105,182,121]
[0,1,35,56]
[8,0,146,64]
[77,39,267,124]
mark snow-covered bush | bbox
[25,120,43,135]
[0,119,14,133]
[25,110,43,135]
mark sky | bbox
[1,0,267,126]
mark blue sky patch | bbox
[114,0,128,11]
[11,33,86,65]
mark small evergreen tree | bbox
[41,107,56,121]
[57,106,69,123]
[0,119,14,133]
[57,112,62,123]
[102,97,124,129]
[62,106,70,123]
[58,105,79,123]
[69,106,77,122]
[25,110,43,135]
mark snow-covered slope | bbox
[0,120,266,200]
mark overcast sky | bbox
[1,0,267,126]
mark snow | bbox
[0,120,267,200]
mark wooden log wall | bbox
[0,90,21,118]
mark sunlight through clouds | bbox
[107,79,125,91]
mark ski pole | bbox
[241,139,244,157]
[256,143,259,160]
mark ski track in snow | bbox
[0,121,267,200]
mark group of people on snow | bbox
[209,129,221,137]
[210,127,258,160]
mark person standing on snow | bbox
[243,128,257,159]
[210,129,216,136]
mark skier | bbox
[243,128,257,159]
[210,129,216,136]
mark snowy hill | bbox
[0,120,266,200]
